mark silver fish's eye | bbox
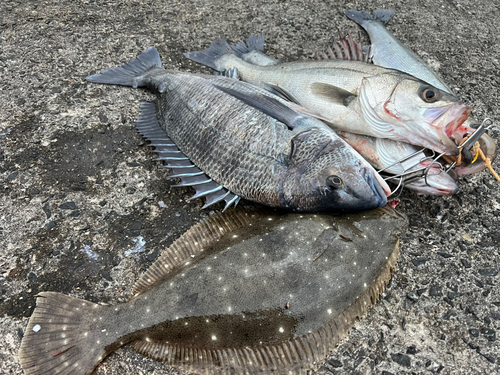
[421,88,439,103]
[327,175,343,187]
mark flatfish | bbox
[19,206,407,375]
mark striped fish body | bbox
[151,71,290,207]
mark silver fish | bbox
[344,9,451,93]
[339,132,459,195]
[19,206,406,375]
[185,38,471,156]
[344,9,497,175]
[224,34,459,196]
[85,47,389,212]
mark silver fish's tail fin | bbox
[344,9,395,27]
[86,47,162,88]
[19,292,111,375]
[232,33,266,54]
[184,38,232,71]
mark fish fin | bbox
[261,83,302,105]
[184,38,232,71]
[310,82,357,106]
[86,47,162,88]
[19,292,111,375]
[134,101,240,210]
[344,9,374,28]
[318,33,369,63]
[344,9,395,27]
[232,33,266,54]
[373,9,396,25]
[131,208,263,296]
[221,67,241,80]
[215,85,304,129]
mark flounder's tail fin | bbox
[86,46,162,88]
[19,292,111,375]
[344,9,395,27]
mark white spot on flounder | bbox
[33,325,41,332]
[212,335,217,340]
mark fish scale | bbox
[83,47,390,211]
[154,73,289,206]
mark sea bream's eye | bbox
[420,87,439,103]
[327,175,343,187]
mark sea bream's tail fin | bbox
[344,9,395,27]
[86,47,162,88]
[19,292,111,375]
[184,38,232,71]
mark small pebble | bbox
[478,269,498,277]
[390,353,411,368]
[469,329,479,337]
[59,201,76,210]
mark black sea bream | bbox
[85,48,389,212]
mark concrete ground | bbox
[1,0,499,374]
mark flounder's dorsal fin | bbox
[317,33,371,63]
[130,207,264,297]
[130,229,400,374]
[135,101,240,211]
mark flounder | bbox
[19,206,406,375]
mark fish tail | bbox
[184,38,233,71]
[231,33,266,54]
[19,292,111,375]
[86,46,162,88]
[344,9,395,27]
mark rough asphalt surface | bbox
[1,0,499,374]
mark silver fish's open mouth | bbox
[430,103,471,139]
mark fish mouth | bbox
[362,168,388,207]
[455,133,497,175]
[424,103,471,156]
[423,167,459,195]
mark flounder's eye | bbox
[421,88,439,103]
[327,175,343,187]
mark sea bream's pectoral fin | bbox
[310,82,357,106]
[261,83,302,105]
[215,85,305,129]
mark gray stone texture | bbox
[1,0,499,374]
